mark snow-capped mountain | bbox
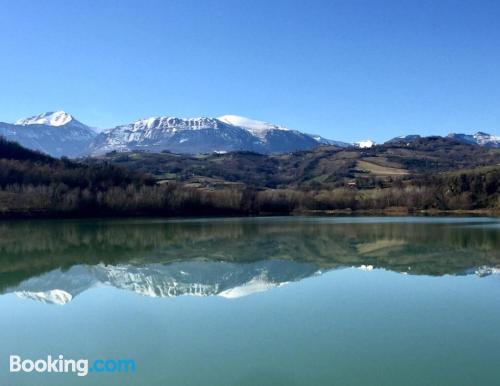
[216,115,351,147]
[354,139,376,148]
[0,111,96,157]
[3,111,499,157]
[385,135,422,145]
[16,111,79,127]
[217,115,290,138]
[448,132,500,148]
[89,114,348,155]
[6,259,320,305]
[384,132,500,148]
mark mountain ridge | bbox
[88,114,351,155]
[387,132,500,148]
[1,111,499,157]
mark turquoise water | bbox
[0,217,499,385]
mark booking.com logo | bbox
[9,355,136,377]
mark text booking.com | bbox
[9,355,136,377]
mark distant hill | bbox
[447,132,500,148]
[386,132,500,148]
[93,136,500,189]
[0,137,154,217]
[0,136,54,163]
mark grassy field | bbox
[356,159,408,176]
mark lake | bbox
[0,216,499,386]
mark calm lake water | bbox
[1,216,499,386]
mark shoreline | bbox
[1,207,499,221]
[292,208,500,216]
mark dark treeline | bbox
[256,169,500,213]
[0,137,499,217]
[0,138,248,216]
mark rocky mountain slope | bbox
[89,114,350,155]
[0,111,96,157]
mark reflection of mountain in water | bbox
[1,217,499,304]
[9,260,320,305]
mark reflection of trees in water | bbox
[0,219,499,282]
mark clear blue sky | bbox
[0,0,499,142]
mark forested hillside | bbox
[1,136,499,217]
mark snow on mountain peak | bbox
[126,115,291,137]
[218,277,284,298]
[16,111,74,127]
[473,131,500,145]
[16,289,73,305]
[354,139,376,148]
[217,115,289,135]
[131,116,221,131]
[447,131,500,148]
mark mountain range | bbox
[6,258,499,305]
[0,110,499,157]
[387,132,500,148]
[8,259,320,305]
